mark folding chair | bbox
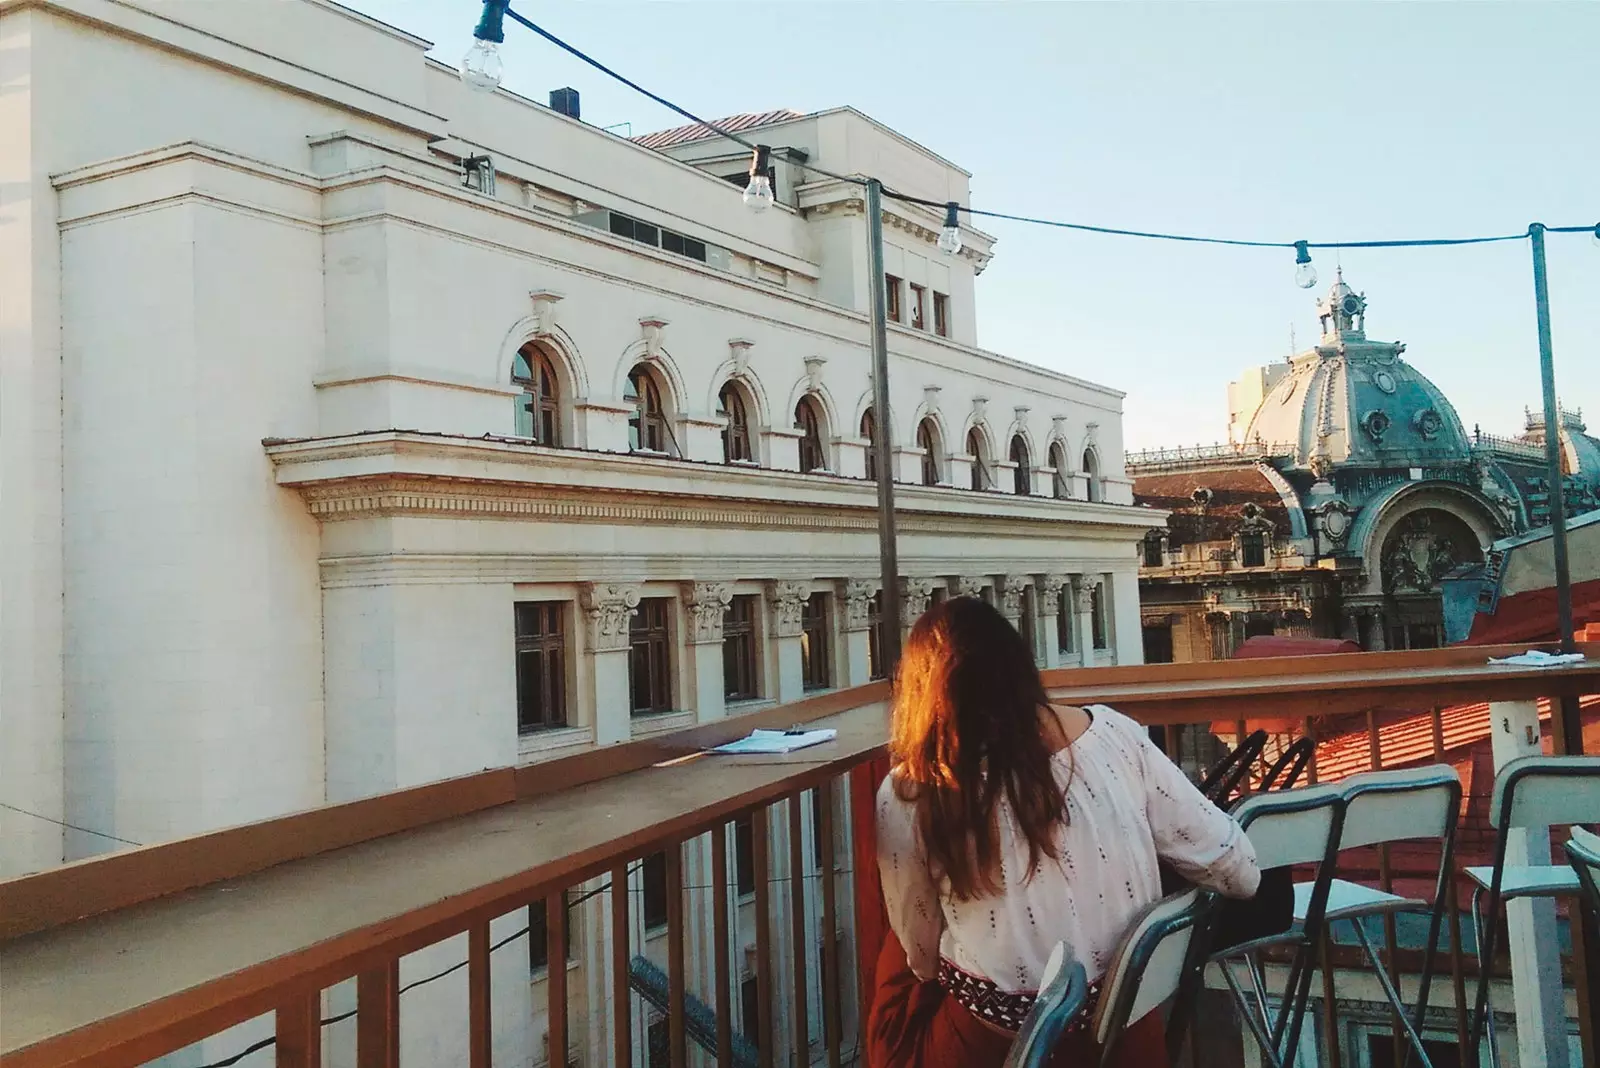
[1566,825,1600,919]
[1003,940,1091,1068]
[1091,888,1205,1067]
[1465,755,1600,1068]
[1310,765,1461,1068]
[1209,783,1346,1068]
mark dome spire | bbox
[1317,270,1367,341]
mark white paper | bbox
[1487,650,1587,668]
[711,728,839,755]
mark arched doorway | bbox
[1377,508,1484,649]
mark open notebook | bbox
[711,728,838,755]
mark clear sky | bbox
[340,1,1598,450]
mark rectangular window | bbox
[1144,536,1165,568]
[812,787,826,868]
[660,229,708,262]
[723,595,759,700]
[741,975,761,1049]
[1018,587,1037,661]
[867,591,886,681]
[933,291,950,337]
[630,598,674,715]
[647,1017,670,1068]
[643,850,668,930]
[1240,531,1267,568]
[1143,624,1175,664]
[527,893,573,972]
[735,815,756,896]
[515,602,567,732]
[885,275,903,323]
[1091,582,1108,650]
[909,284,927,330]
[1058,588,1076,653]
[800,592,832,691]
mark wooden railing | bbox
[3,645,1598,1068]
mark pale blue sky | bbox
[341,1,1598,449]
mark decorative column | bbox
[1490,700,1571,1068]
[767,581,808,704]
[839,579,878,686]
[956,576,987,602]
[1106,570,1143,666]
[899,578,934,643]
[1071,577,1097,666]
[582,583,641,744]
[682,582,733,723]
[1038,575,1069,669]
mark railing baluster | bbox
[275,990,321,1068]
[468,920,491,1068]
[611,862,632,1068]
[712,822,734,1068]
[753,804,775,1068]
[1303,716,1318,785]
[356,961,399,1068]
[547,889,568,1068]
[667,844,688,1068]
[788,794,811,1068]
[817,778,842,1068]
[1431,705,1470,1054]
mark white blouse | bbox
[876,705,1260,991]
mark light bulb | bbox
[1592,223,1600,248]
[461,39,503,93]
[937,201,962,256]
[743,173,774,212]
[1292,240,1317,289]
[743,145,775,212]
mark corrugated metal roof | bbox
[632,109,806,152]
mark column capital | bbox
[767,580,809,638]
[1037,573,1070,613]
[899,577,935,623]
[1000,575,1029,620]
[840,578,878,633]
[1071,577,1096,615]
[581,582,641,653]
[956,576,986,600]
[680,581,733,644]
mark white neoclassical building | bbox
[0,1,1162,1064]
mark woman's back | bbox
[877,704,1258,1005]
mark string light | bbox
[461,0,507,93]
[743,145,774,212]
[937,202,963,256]
[1293,240,1317,289]
[1592,223,1600,249]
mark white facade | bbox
[0,1,1160,1064]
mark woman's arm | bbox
[1136,727,1261,899]
[875,774,945,980]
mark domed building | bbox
[1131,272,1600,660]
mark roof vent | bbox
[549,87,580,120]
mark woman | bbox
[871,598,1259,1067]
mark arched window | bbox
[1049,442,1071,499]
[860,408,879,482]
[1083,448,1102,503]
[513,343,560,445]
[968,428,991,491]
[626,365,669,454]
[719,382,753,464]
[917,418,942,486]
[1009,435,1031,495]
[796,397,826,472]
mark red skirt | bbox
[866,929,1169,1068]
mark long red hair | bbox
[888,597,1068,901]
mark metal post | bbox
[865,179,902,672]
[1529,224,1577,660]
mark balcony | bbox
[4,646,1598,1068]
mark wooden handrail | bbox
[3,648,1598,1068]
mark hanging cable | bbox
[0,801,143,847]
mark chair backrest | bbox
[1338,765,1461,849]
[1002,940,1089,1068]
[1490,756,1600,830]
[1565,826,1600,918]
[1091,889,1202,1048]
[1232,782,1345,869]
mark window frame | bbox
[629,597,674,716]
[527,893,574,973]
[627,366,671,454]
[642,850,669,930]
[867,590,886,681]
[885,275,903,323]
[723,594,760,701]
[800,592,832,691]
[514,601,568,733]
[917,419,942,486]
[1083,448,1102,503]
[1091,581,1108,650]
[1009,435,1031,495]
[1058,587,1076,653]
[908,283,927,330]
[719,382,754,464]
[968,428,991,491]
[860,408,879,482]
[1050,443,1071,499]
[796,397,827,473]
[1239,530,1268,568]
[932,291,950,337]
[512,344,561,446]
[1144,534,1165,568]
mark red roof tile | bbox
[632,109,806,152]
[1132,466,1290,545]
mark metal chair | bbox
[1466,755,1600,1068]
[1090,888,1205,1067]
[1002,939,1090,1068]
[1307,765,1462,1068]
[1565,824,1600,918]
[1209,782,1347,1068]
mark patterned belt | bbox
[936,958,1102,1035]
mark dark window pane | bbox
[741,975,761,1048]
[635,222,658,247]
[515,602,566,731]
[735,816,755,896]
[630,598,673,714]
[1240,531,1267,568]
[723,595,758,699]
[801,593,831,690]
[647,1017,670,1068]
[1091,583,1107,650]
[661,230,684,255]
[683,238,707,262]
[643,850,668,929]
[527,894,572,972]
[609,213,633,239]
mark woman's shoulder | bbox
[1082,704,1146,740]
[876,765,917,810]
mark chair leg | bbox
[1398,896,1448,1068]
[1469,887,1502,1068]
[1352,921,1435,1068]
[1220,956,1286,1068]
